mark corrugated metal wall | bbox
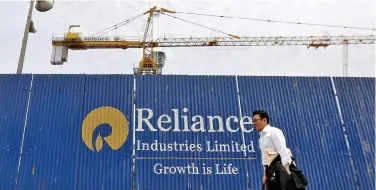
[135,75,249,190]
[333,77,375,190]
[0,74,374,190]
[237,76,358,190]
[16,74,86,189]
[0,74,32,190]
[14,74,135,190]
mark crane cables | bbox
[171,11,376,31]
[88,8,376,40]
[89,13,145,37]
[160,12,239,38]
[91,10,239,39]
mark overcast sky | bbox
[1,0,375,77]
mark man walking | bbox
[252,110,308,190]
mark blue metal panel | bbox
[76,74,134,190]
[238,76,357,190]
[16,74,86,189]
[135,75,251,190]
[0,74,32,190]
[16,74,134,190]
[0,73,371,190]
[334,77,375,190]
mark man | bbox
[253,110,308,190]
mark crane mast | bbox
[50,7,376,76]
[136,7,176,75]
[138,7,156,75]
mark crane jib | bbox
[52,35,376,49]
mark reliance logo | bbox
[81,106,254,152]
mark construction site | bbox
[0,1,375,190]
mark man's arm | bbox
[271,129,292,173]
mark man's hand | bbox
[284,164,291,175]
[263,176,267,184]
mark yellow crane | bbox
[50,6,376,75]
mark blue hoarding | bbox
[334,77,375,190]
[16,74,134,190]
[0,74,373,190]
[134,75,251,190]
[76,74,134,190]
[0,75,32,190]
[16,75,86,189]
[238,76,358,190]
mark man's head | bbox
[252,110,269,132]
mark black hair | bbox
[252,110,269,124]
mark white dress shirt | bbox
[259,125,292,167]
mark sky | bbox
[0,0,375,77]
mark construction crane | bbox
[50,6,376,75]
